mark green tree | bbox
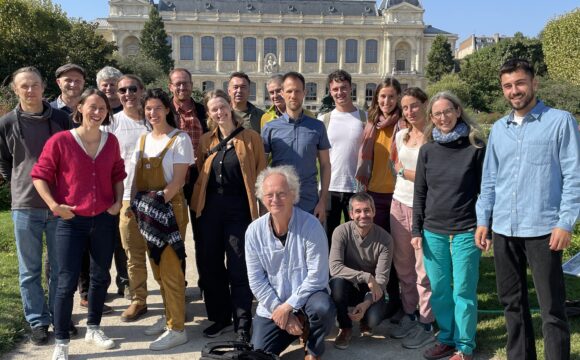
[318,93,335,115]
[114,52,167,88]
[140,5,174,73]
[542,9,580,85]
[0,0,117,97]
[536,77,580,115]
[425,35,455,83]
[426,73,471,106]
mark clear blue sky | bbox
[53,0,578,44]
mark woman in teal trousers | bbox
[411,91,486,360]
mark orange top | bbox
[368,126,396,194]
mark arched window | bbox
[345,39,358,63]
[305,38,317,63]
[222,36,235,61]
[306,82,317,101]
[365,83,376,102]
[179,35,193,60]
[243,37,256,61]
[202,81,214,92]
[201,36,215,61]
[365,39,378,63]
[284,38,297,63]
[325,39,337,63]
[395,42,411,71]
[264,37,277,56]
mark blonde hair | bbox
[425,91,485,148]
[203,89,242,130]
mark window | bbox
[264,37,277,56]
[166,36,172,47]
[305,38,317,63]
[222,37,235,61]
[201,36,214,61]
[243,37,256,61]
[345,39,358,63]
[396,60,406,71]
[264,84,270,101]
[284,38,297,63]
[306,82,317,101]
[249,81,256,101]
[202,81,214,92]
[351,83,357,102]
[365,83,376,102]
[179,35,193,60]
[223,81,229,91]
[325,39,337,63]
[365,39,378,63]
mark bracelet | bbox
[397,167,405,179]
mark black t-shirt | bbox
[207,140,246,196]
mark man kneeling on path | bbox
[245,166,335,360]
[329,192,392,349]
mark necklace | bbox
[408,129,424,147]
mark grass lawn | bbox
[0,210,27,355]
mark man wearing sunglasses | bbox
[50,63,86,115]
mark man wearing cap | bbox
[50,63,86,115]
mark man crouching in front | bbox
[245,165,336,360]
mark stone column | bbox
[194,34,200,72]
[236,36,242,71]
[385,35,392,75]
[257,36,264,73]
[338,37,344,69]
[358,37,365,74]
[318,37,324,74]
[298,37,304,73]
[216,35,222,73]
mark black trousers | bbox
[197,192,253,332]
[330,277,388,329]
[77,215,127,299]
[326,191,355,247]
[493,232,570,360]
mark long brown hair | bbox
[368,77,402,125]
[401,87,428,144]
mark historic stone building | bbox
[98,0,456,110]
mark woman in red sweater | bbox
[31,88,126,360]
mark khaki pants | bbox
[119,200,148,305]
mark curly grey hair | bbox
[96,66,123,84]
[255,165,300,205]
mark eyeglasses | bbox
[117,85,138,94]
[431,108,456,119]
[263,192,288,201]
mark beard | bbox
[508,91,535,111]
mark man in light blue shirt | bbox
[475,59,580,360]
[245,165,335,360]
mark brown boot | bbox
[120,303,147,322]
[334,328,352,350]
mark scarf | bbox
[131,190,186,265]
[432,121,469,144]
[355,112,400,188]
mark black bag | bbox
[200,341,280,360]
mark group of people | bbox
[0,57,578,360]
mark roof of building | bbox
[424,25,451,35]
[158,0,378,16]
[379,0,422,9]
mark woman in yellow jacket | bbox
[191,89,266,343]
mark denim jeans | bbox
[330,277,388,329]
[12,209,59,328]
[251,291,336,357]
[493,232,570,360]
[53,212,115,340]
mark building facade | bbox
[98,0,456,110]
[455,33,511,59]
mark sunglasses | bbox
[117,85,138,94]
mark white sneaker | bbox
[144,316,167,336]
[51,343,69,360]
[149,329,188,351]
[85,327,115,349]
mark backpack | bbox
[322,108,367,128]
[200,341,280,360]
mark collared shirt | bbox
[173,98,203,153]
[234,101,264,133]
[261,112,331,212]
[261,105,316,129]
[329,221,392,292]
[245,207,329,318]
[49,96,73,115]
[476,101,580,237]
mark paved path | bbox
[5,226,496,360]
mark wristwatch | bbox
[397,167,405,179]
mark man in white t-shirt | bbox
[103,74,151,323]
[318,70,365,245]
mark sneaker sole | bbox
[390,328,416,339]
[149,336,188,351]
[334,342,350,350]
[85,338,115,350]
[203,324,233,338]
[402,335,436,349]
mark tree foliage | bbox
[542,8,580,85]
[425,35,455,83]
[536,77,580,115]
[113,52,167,88]
[459,34,546,112]
[0,0,117,97]
[140,5,174,74]
[318,93,335,115]
[426,73,471,107]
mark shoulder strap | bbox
[206,126,244,157]
[323,112,331,129]
[137,133,148,161]
[158,130,184,160]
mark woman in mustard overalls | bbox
[129,88,193,351]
